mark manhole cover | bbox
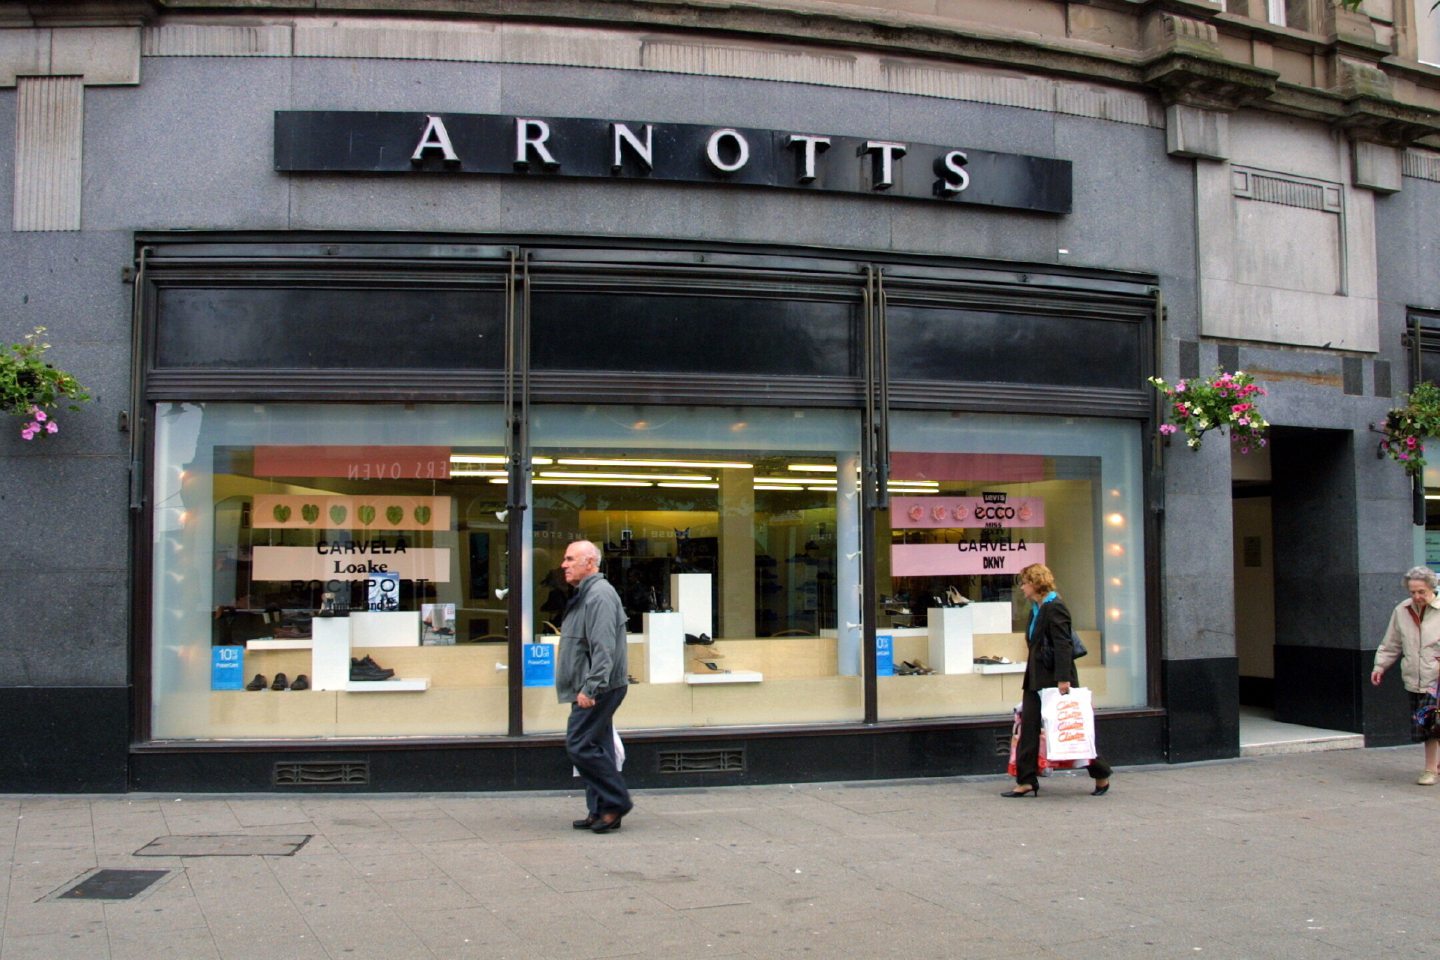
[134,834,312,857]
[50,869,169,901]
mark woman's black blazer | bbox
[1023,597,1080,692]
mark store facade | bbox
[2,0,1437,792]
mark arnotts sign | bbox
[273,112,1072,214]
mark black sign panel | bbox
[274,111,1071,214]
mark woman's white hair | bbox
[1404,566,1438,591]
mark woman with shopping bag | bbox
[1369,565,1440,785]
[1001,562,1114,798]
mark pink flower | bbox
[1175,380,1188,392]
[1407,436,1418,449]
[1237,417,1250,427]
[45,421,57,434]
[20,426,35,440]
[1159,424,1178,436]
[31,406,46,422]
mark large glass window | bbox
[150,402,508,739]
[524,404,864,732]
[876,412,1146,719]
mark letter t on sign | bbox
[412,115,460,165]
[787,134,832,183]
[860,140,908,190]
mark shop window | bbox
[1417,0,1440,65]
[150,402,510,739]
[524,404,864,732]
[876,412,1146,720]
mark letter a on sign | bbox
[412,115,459,163]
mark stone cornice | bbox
[1144,51,1278,110]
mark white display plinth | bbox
[310,617,352,691]
[350,610,421,647]
[644,611,685,684]
[974,662,1026,674]
[344,678,429,692]
[928,601,1013,674]
[671,573,712,638]
[684,670,763,684]
[927,607,974,675]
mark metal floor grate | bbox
[49,869,168,901]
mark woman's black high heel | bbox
[1091,780,1110,796]
[1000,784,1039,798]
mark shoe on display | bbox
[350,659,395,681]
[245,674,268,691]
[684,633,714,645]
[271,672,290,691]
[290,674,310,691]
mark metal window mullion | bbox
[506,250,526,737]
[860,265,879,725]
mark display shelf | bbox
[342,678,429,692]
[684,670,763,684]
[246,638,313,651]
[973,662,1026,674]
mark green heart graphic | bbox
[358,505,376,526]
[386,505,404,526]
[273,504,292,523]
[329,505,347,525]
[301,504,319,524]
[414,505,432,525]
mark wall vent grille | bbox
[273,761,369,786]
[658,748,745,774]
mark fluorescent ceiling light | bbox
[451,455,554,465]
[754,484,800,491]
[786,464,838,473]
[554,457,752,469]
[752,476,813,485]
[450,469,507,477]
[533,478,654,487]
[806,485,839,492]
[538,471,714,482]
[657,482,720,489]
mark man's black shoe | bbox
[245,674,267,691]
[350,661,395,681]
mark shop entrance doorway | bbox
[1234,427,1366,749]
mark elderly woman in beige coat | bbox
[1371,565,1440,785]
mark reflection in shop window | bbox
[524,405,865,733]
[151,403,510,740]
[877,413,1145,719]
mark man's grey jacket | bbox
[556,573,629,703]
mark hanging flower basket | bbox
[0,326,91,440]
[1378,381,1440,480]
[1147,369,1269,453]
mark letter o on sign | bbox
[706,128,750,173]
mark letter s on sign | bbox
[935,150,970,196]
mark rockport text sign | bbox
[273,112,1072,214]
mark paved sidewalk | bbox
[1,746,1435,960]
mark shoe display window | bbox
[524,403,865,732]
[875,412,1147,720]
[149,401,511,739]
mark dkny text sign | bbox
[274,112,1072,213]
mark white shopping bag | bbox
[1038,687,1098,762]
[572,728,626,776]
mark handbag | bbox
[1415,685,1440,739]
[1039,630,1088,670]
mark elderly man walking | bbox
[557,540,632,833]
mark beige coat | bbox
[1374,597,1440,694]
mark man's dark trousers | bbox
[567,686,631,817]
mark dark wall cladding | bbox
[530,291,859,375]
[155,286,506,369]
[885,305,1141,388]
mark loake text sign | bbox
[274,112,1072,213]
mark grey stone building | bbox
[1,0,1435,792]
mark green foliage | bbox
[0,327,90,440]
[1148,369,1270,452]
[1379,382,1440,479]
